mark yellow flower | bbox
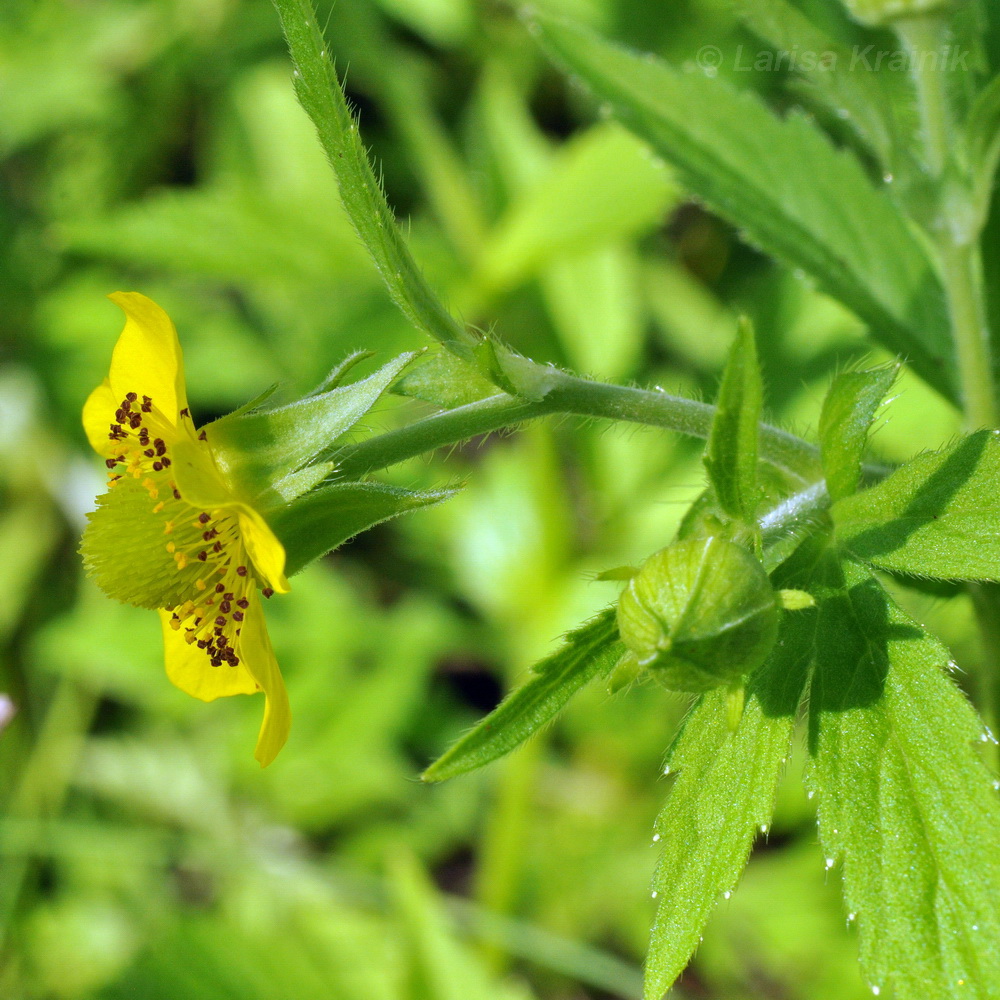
[81,292,291,767]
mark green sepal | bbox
[818,362,898,502]
[703,319,763,525]
[422,607,621,782]
[833,429,1000,581]
[270,481,456,577]
[307,350,375,395]
[204,353,416,508]
[394,346,499,409]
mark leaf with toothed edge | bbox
[530,14,957,405]
[833,430,1000,581]
[643,558,811,1000]
[805,551,1000,999]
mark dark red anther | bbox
[105,458,118,469]
[197,551,207,561]
[141,395,152,412]
[161,457,171,468]
[197,640,208,649]
[154,439,166,455]
[236,566,247,577]
[115,408,125,422]
[180,407,190,418]
[220,601,231,614]
[212,542,223,553]
[152,462,163,472]
[126,392,137,401]
[233,611,244,622]
[236,598,248,609]
[129,414,142,429]
[173,489,182,499]
[198,430,207,441]
[215,616,226,626]
[198,513,211,524]
[215,583,225,593]
[210,657,222,667]
[144,448,155,458]
[262,588,274,599]
[202,529,217,541]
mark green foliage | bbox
[273,481,457,575]
[805,553,1000,998]
[819,363,898,502]
[703,320,762,523]
[644,620,808,1000]
[11,1,1000,999]
[531,14,957,402]
[270,0,478,361]
[833,430,1000,580]
[206,353,416,505]
[422,608,621,782]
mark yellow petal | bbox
[239,589,291,767]
[238,508,290,594]
[170,436,232,508]
[108,292,189,425]
[82,378,118,457]
[159,609,258,701]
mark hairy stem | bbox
[333,370,820,483]
[898,14,997,429]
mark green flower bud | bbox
[616,537,778,693]
[841,0,956,25]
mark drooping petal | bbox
[237,508,290,594]
[82,378,118,457]
[159,609,258,700]
[108,292,189,425]
[238,589,291,767]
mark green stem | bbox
[899,12,1000,740]
[334,371,820,482]
[898,14,997,429]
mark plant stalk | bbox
[898,14,997,429]
[333,370,820,483]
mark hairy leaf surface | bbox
[806,554,1000,999]
[818,363,897,502]
[833,430,1000,580]
[532,15,956,402]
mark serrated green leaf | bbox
[206,354,415,505]
[531,15,956,403]
[645,587,811,999]
[819,363,898,502]
[422,607,621,782]
[271,0,479,360]
[740,0,900,170]
[703,319,762,523]
[272,481,456,576]
[833,429,1000,580]
[805,554,1000,999]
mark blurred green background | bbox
[0,1,987,997]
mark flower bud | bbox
[616,537,778,693]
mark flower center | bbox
[81,392,274,670]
